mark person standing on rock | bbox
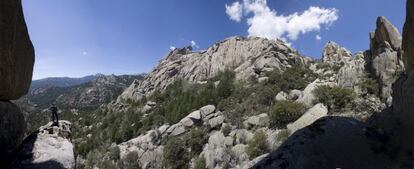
[49,104,59,126]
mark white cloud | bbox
[191,40,199,49]
[226,0,338,43]
[225,2,243,22]
[82,51,88,55]
[170,46,176,50]
[316,35,322,40]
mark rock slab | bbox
[9,121,75,169]
[287,103,328,133]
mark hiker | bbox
[49,104,59,126]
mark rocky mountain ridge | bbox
[117,36,312,103]
[18,74,143,110]
[30,75,97,92]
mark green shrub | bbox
[163,138,188,169]
[186,128,207,155]
[246,130,270,159]
[267,65,317,92]
[255,85,280,106]
[270,100,306,128]
[359,75,379,95]
[314,85,356,112]
[153,70,236,124]
[109,146,120,160]
[120,151,141,169]
[193,156,207,169]
[276,129,291,143]
[222,124,232,136]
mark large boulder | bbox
[0,101,26,159]
[371,16,402,51]
[253,117,397,169]
[287,103,328,133]
[118,130,163,169]
[0,0,35,100]
[202,131,226,169]
[244,113,270,128]
[296,79,336,107]
[9,121,75,169]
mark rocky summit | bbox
[1,1,413,169]
[118,36,311,102]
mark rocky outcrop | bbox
[322,41,352,65]
[118,36,311,102]
[19,74,141,110]
[370,17,402,51]
[202,131,226,169]
[118,130,163,169]
[337,52,367,90]
[253,117,397,169]
[0,0,34,161]
[368,16,404,103]
[0,0,35,100]
[9,121,75,169]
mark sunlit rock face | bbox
[117,36,311,102]
[8,121,75,169]
[368,16,404,103]
[322,41,353,65]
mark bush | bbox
[186,128,207,155]
[276,129,291,143]
[270,100,306,128]
[359,75,379,95]
[120,151,141,169]
[255,85,280,106]
[222,124,232,136]
[193,156,207,169]
[109,146,120,160]
[314,85,356,112]
[163,138,188,169]
[153,70,236,124]
[267,65,317,92]
[246,130,270,159]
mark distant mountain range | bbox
[30,75,97,91]
[24,74,145,109]
[30,73,146,91]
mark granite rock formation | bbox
[0,0,34,161]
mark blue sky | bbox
[22,0,406,80]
